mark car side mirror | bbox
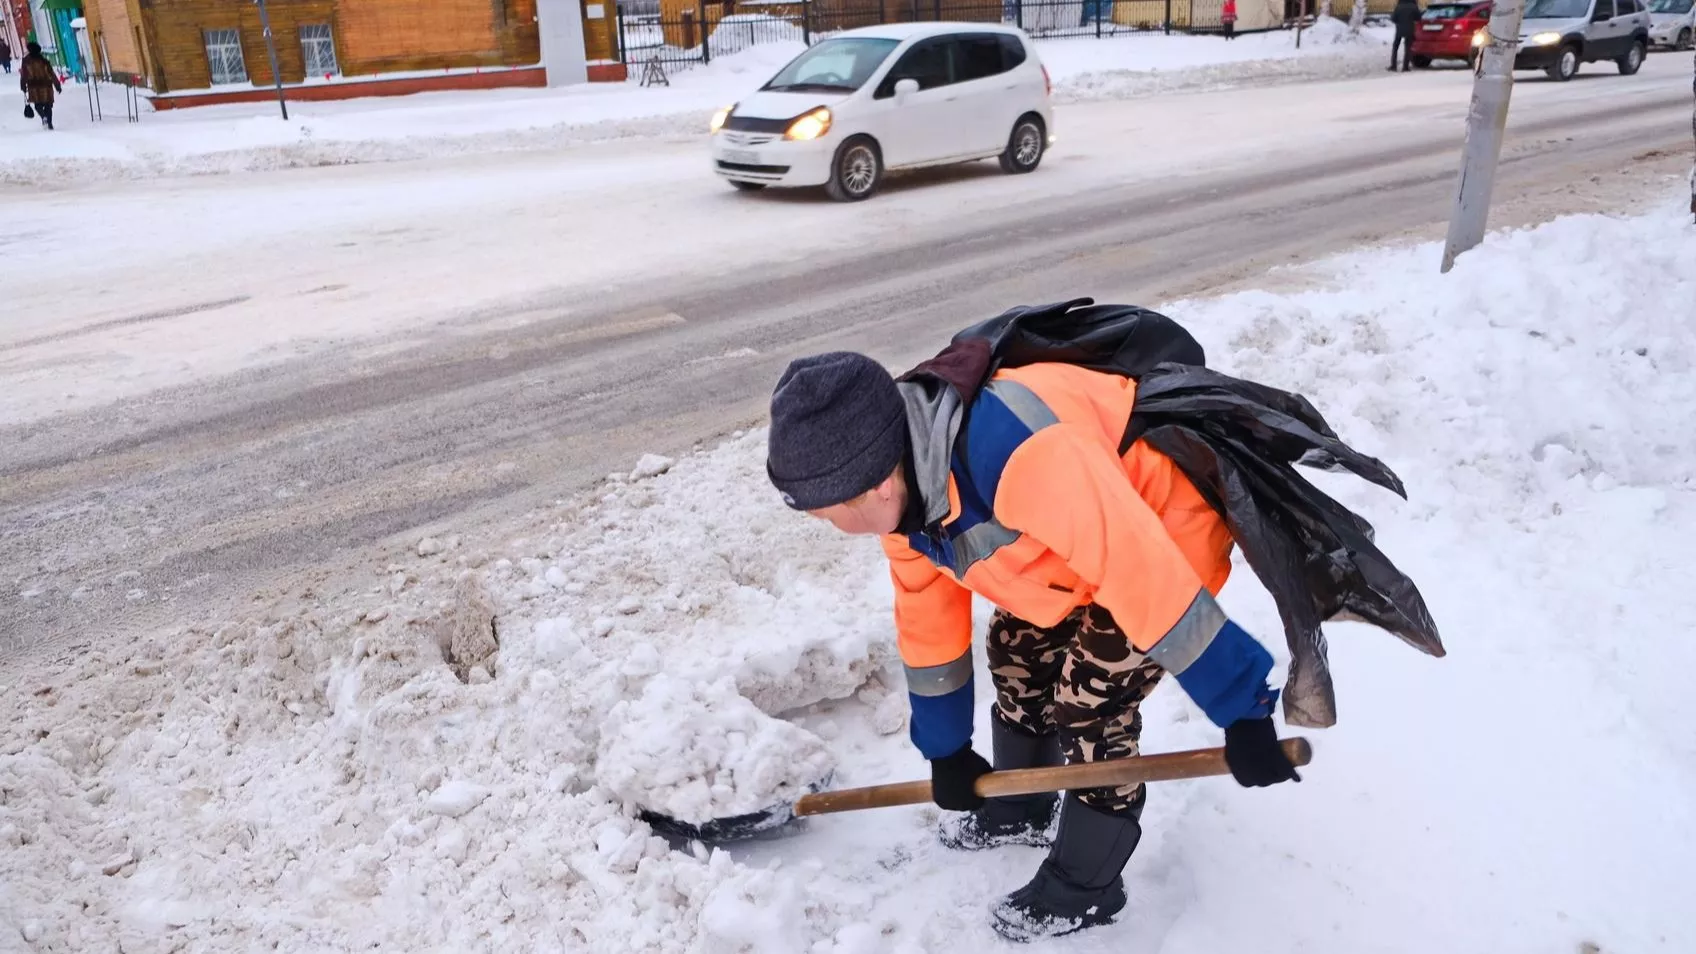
[894,78,920,98]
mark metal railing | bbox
[616,0,1233,79]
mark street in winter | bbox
[1,0,1692,949]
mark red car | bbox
[1411,0,1493,66]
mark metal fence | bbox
[616,0,1230,80]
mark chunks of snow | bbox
[425,781,491,818]
[631,454,676,480]
[596,675,836,823]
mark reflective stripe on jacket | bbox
[883,361,1277,759]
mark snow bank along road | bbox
[1,55,1689,662]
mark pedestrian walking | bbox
[20,41,62,130]
[1222,0,1238,40]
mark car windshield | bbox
[1524,0,1589,16]
[1422,3,1477,18]
[762,38,901,92]
[1647,0,1691,12]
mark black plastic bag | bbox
[956,297,1207,385]
[24,103,34,119]
[1130,363,1446,728]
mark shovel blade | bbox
[636,774,833,844]
[639,802,799,843]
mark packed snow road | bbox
[1,54,1690,662]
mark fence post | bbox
[698,0,710,63]
[1096,0,1103,37]
[802,0,810,44]
[1164,0,1172,32]
[614,3,626,67]
[1014,0,1023,28]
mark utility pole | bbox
[254,0,289,121]
[1440,0,1525,273]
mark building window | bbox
[300,24,339,77]
[203,29,247,86]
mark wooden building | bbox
[74,0,620,94]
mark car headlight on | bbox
[1530,31,1563,46]
[1472,29,1489,46]
[785,108,832,142]
[710,105,733,134]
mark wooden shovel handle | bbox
[793,737,1311,818]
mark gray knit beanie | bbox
[767,352,907,511]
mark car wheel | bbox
[729,181,767,192]
[1411,55,1432,68]
[1616,39,1645,74]
[998,116,1046,175]
[1678,28,1693,51]
[1466,50,1480,72]
[1546,45,1579,81]
[825,136,882,202]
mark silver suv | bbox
[1513,0,1653,80]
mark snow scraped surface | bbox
[3,196,1693,952]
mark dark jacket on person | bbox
[1392,0,1422,31]
[21,47,61,105]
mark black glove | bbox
[929,744,992,811]
[1224,716,1301,788]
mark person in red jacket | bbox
[1222,0,1238,40]
[766,351,1300,942]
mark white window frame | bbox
[299,23,339,77]
[204,28,248,86]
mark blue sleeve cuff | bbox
[909,674,975,759]
[1170,619,1278,727]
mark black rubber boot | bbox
[990,795,1142,942]
[939,711,1061,851]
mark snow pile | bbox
[0,428,897,952]
[597,674,836,822]
[707,18,805,59]
[0,27,1390,184]
[1048,20,1393,101]
[4,196,1694,952]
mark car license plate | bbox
[722,149,761,165]
[1424,23,1444,30]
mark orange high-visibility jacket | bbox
[883,362,1277,758]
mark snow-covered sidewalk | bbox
[2,193,1691,952]
[0,21,1390,184]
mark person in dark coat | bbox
[1,36,14,74]
[1390,0,1422,71]
[20,41,61,129]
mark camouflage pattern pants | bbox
[987,604,1165,818]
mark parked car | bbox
[708,22,1055,201]
[1411,0,1493,67]
[1646,0,1694,49]
[1512,0,1653,80]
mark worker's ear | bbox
[872,466,902,501]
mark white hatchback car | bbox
[709,23,1055,201]
[1647,0,1693,48]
